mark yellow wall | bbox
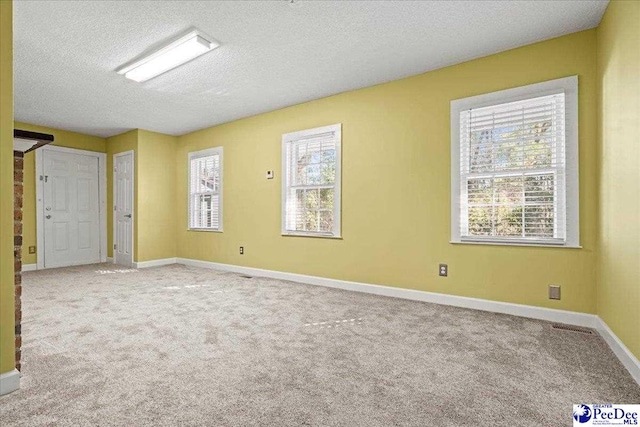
[1,1,636,373]
[14,125,176,265]
[14,122,106,265]
[1,1,636,364]
[105,129,177,262]
[106,129,138,259]
[137,130,177,261]
[176,29,599,314]
[0,0,15,374]
[596,0,640,360]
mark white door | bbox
[43,150,101,268]
[114,151,134,267]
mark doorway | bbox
[35,146,107,269]
[113,151,134,267]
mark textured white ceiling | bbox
[14,0,608,137]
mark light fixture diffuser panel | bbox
[118,31,218,83]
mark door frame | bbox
[112,150,135,266]
[35,145,107,270]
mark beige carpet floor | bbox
[0,263,638,426]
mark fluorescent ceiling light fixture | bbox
[117,30,218,82]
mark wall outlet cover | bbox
[439,264,448,277]
[549,285,561,300]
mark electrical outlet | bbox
[28,246,36,254]
[549,285,561,300]
[439,264,448,277]
[266,170,274,179]
[239,246,244,255]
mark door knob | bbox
[124,214,132,218]
[45,215,51,219]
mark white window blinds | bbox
[451,76,579,247]
[282,124,341,237]
[460,94,566,242]
[189,147,222,230]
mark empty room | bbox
[0,0,638,425]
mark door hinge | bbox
[114,205,116,211]
[114,244,117,250]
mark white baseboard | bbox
[21,264,37,272]
[175,258,597,328]
[0,369,20,396]
[595,317,640,384]
[174,257,637,385]
[134,258,177,269]
[23,260,116,271]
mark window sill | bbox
[450,240,582,249]
[188,228,223,233]
[282,232,342,240]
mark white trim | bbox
[113,150,135,268]
[595,317,640,385]
[35,145,107,270]
[450,76,579,248]
[99,152,107,264]
[133,258,177,269]
[187,147,223,232]
[450,240,582,249]
[175,257,596,328]
[36,148,43,269]
[106,257,113,263]
[0,369,20,396]
[21,264,37,272]
[281,123,342,238]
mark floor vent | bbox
[239,275,253,279]
[551,324,594,334]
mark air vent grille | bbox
[551,324,594,334]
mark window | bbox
[451,76,579,247]
[188,147,222,231]
[282,124,341,237]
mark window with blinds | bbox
[188,147,222,231]
[451,76,579,247]
[282,124,341,237]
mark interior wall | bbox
[0,0,15,375]
[136,130,177,262]
[13,122,106,266]
[10,124,175,265]
[596,0,640,360]
[105,129,177,262]
[176,29,599,314]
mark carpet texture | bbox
[1,263,638,426]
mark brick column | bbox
[13,151,23,371]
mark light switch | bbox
[266,170,274,179]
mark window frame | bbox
[450,76,580,248]
[188,146,223,232]
[281,123,342,238]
